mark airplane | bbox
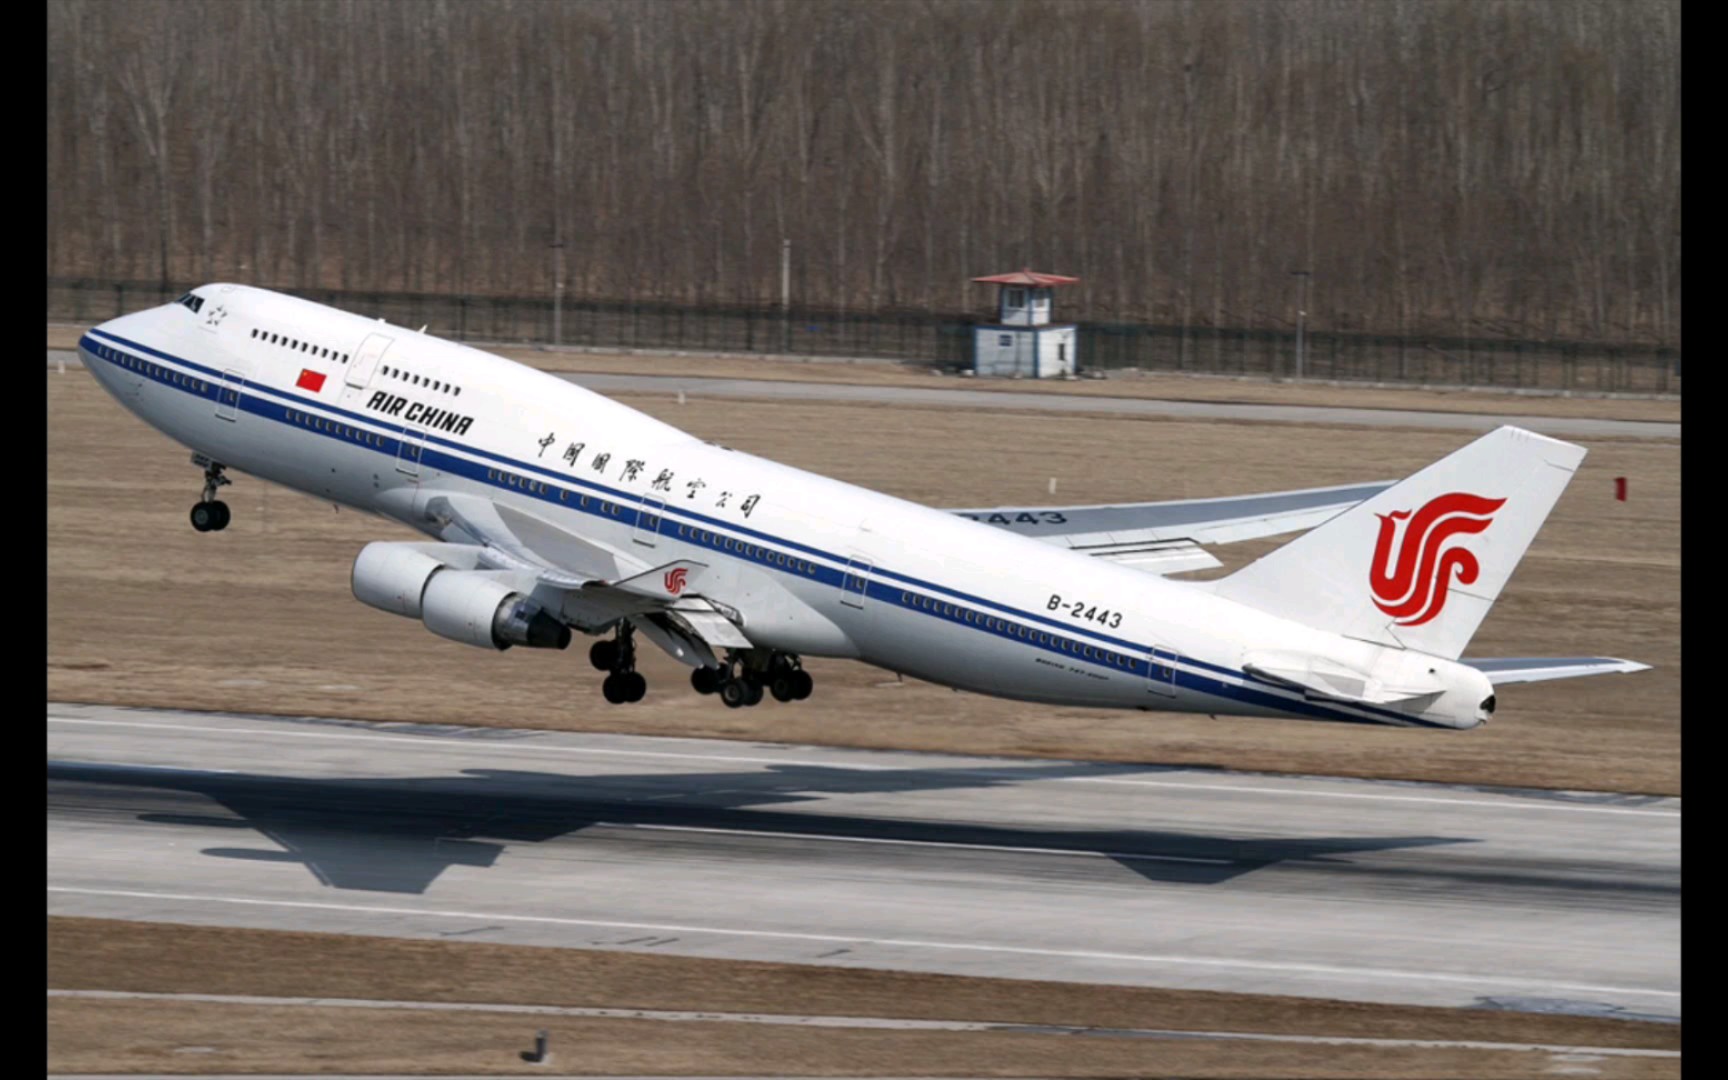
[74,284,1648,727]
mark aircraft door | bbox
[632,495,666,546]
[396,423,425,478]
[347,332,394,390]
[1146,646,1177,697]
[215,368,246,422]
[840,556,872,609]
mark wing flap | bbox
[666,606,754,649]
[1070,539,1224,575]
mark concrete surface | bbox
[47,703,1679,1020]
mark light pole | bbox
[550,240,566,347]
[781,237,792,353]
[1291,269,1312,379]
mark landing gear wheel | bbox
[622,671,647,702]
[189,502,228,532]
[720,680,747,708]
[691,666,722,695]
[791,670,814,700]
[589,639,619,672]
[741,679,765,707]
[770,674,797,702]
[602,674,627,704]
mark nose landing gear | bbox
[592,624,647,704]
[189,455,232,532]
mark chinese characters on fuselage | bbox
[553,438,759,517]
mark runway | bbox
[46,350,1680,439]
[47,703,1679,1020]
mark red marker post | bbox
[1615,477,1628,502]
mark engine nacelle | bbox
[420,570,572,651]
[352,542,570,651]
[352,542,460,618]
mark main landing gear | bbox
[189,456,232,533]
[590,623,647,704]
[690,651,813,709]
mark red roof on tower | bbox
[970,268,1080,287]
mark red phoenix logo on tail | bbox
[663,567,689,596]
[1368,492,1506,626]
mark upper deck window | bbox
[174,292,205,314]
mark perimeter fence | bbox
[50,278,1681,395]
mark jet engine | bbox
[351,541,571,651]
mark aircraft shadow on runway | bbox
[47,760,1473,895]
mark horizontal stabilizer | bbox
[1462,657,1652,685]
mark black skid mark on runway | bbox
[48,759,1477,896]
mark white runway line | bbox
[46,886,1680,1004]
[46,989,1678,1057]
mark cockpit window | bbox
[174,292,205,314]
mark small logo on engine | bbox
[664,567,689,596]
[1369,492,1506,626]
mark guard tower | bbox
[970,269,1080,377]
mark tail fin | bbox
[1214,426,1585,659]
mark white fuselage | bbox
[79,285,1490,728]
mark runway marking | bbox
[48,712,1680,819]
[46,886,1681,1004]
[591,821,1234,865]
[45,990,1679,1056]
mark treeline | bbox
[46,0,1680,344]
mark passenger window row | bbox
[252,327,348,365]
[898,590,1139,669]
[487,468,549,496]
[285,408,386,448]
[95,344,210,394]
[675,523,818,576]
[381,365,460,397]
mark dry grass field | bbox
[48,918,1679,1078]
[47,366,1679,792]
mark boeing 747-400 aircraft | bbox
[77,285,1647,724]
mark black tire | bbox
[207,500,232,531]
[601,674,626,704]
[742,679,765,707]
[624,671,647,702]
[720,680,747,708]
[791,670,814,700]
[690,666,721,695]
[769,675,796,703]
[589,639,619,672]
[189,503,215,532]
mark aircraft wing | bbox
[949,480,1395,575]
[1461,657,1653,685]
[425,493,628,585]
[424,493,752,658]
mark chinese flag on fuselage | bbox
[296,368,326,392]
